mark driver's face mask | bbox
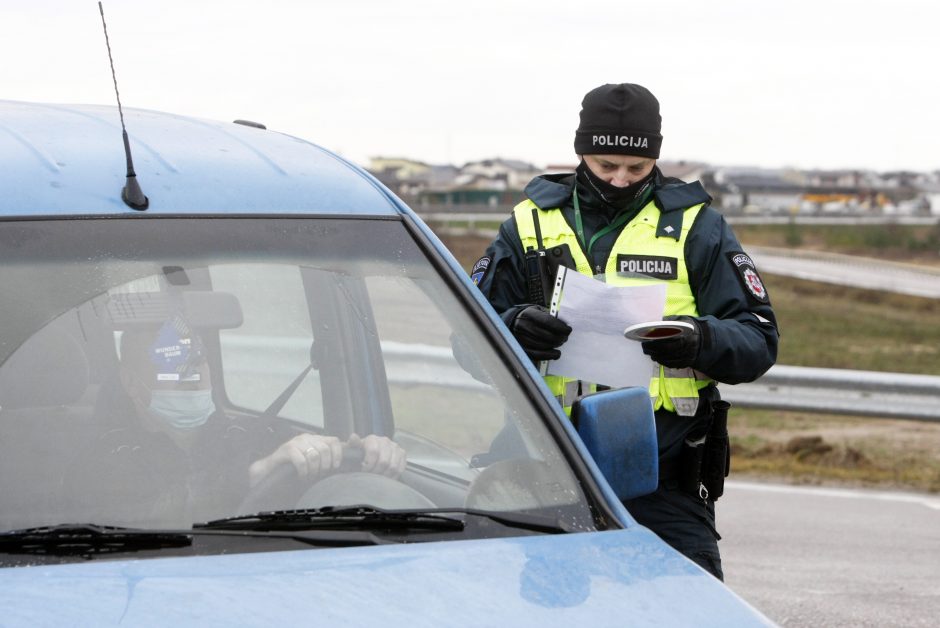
[146,388,215,430]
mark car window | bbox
[0,217,594,535]
[365,275,508,468]
[211,263,324,428]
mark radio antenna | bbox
[98,1,148,210]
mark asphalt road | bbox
[718,480,940,627]
[747,246,940,299]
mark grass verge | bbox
[763,274,940,375]
[729,407,940,493]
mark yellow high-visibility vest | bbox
[513,197,713,416]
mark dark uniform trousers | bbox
[625,488,722,580]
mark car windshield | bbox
[0,217,596,536]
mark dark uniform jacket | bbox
[475,169,779,478]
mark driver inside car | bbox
[63,316,406,526]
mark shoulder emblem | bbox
[470,255,491,286]
[728,252,769,303]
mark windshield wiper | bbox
[0,524,192,557]
[196,506,572,535]
[455,508,571,534]
[195,506,465,533]
[2,508,570,559]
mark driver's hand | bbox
[349,433,407,479]
[249,433,343,488]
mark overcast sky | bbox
[3,0,938,172]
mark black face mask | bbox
[576,160,655,209]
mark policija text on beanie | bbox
[573,83,663,159]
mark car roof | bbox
[0,100,401,217]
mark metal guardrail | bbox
[224,336,940,422]
[379,344,940,422]
[379,346,940,423]
[719,365,940,422]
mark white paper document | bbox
[546,267,665,388]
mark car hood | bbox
[0,527,769,626]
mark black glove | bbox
[509,304,572,362]
[641,315,703,368]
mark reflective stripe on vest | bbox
[513,197,714,416]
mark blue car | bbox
[0,101,770,626]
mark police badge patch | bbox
[728,252,769,303]
[470,255,491,286]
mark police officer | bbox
[472,83,779,580]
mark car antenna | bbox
[98,1,148,210]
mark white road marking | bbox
[725,480,940,511]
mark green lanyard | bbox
[572,188,638,257]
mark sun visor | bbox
[105,291,244,330]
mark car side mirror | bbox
[571,386,658,501]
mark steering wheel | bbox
[237,444,435,514]
[296,470,436,510]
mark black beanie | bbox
[573,83,662,158]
